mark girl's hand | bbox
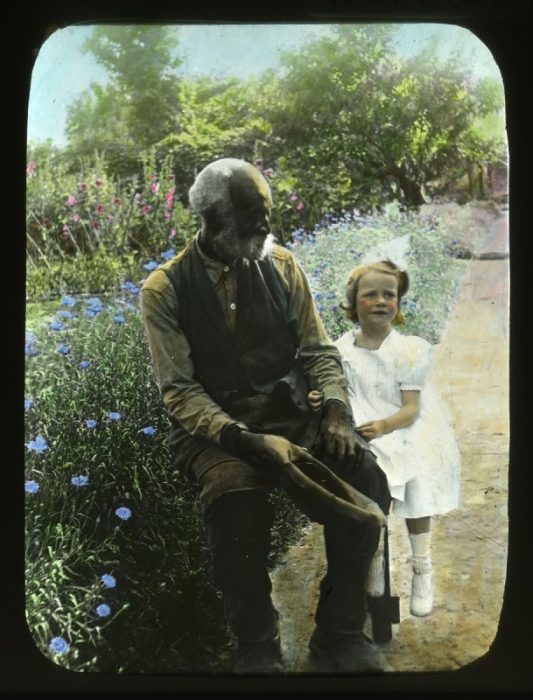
[355,420,387,441]
[307,389,324,412]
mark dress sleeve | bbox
[395,335,433,391]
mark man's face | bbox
[210,167,274,262]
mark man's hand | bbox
[316,399,360,462]
[238,431,310,467]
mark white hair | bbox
[188,158,270,216]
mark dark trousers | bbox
[204,447,390,645]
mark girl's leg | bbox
[406,517,433,616]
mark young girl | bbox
[309,260,461,616]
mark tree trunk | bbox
[477,164,485,199]
[387,164,426,207]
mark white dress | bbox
[335,328,461,518]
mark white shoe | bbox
[366,553,385,597]
[410,558,433,616]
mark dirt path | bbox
[270,210,510,674]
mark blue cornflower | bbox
[79,360,91,369]
[85,419,98,429]
[332,304,339,313]
[49,320,65,331]
[160,248,175,261]
[113,314,126,324]
[49,637,69,654]
[121,281,140,294]
[57,310,74,319]
[25,480,40,494]
[60,295,77,307]
[140,426,156,436]
[85,297,103,317]
[25,341,39,356]
[57,343,70,355]
[107,412,122,421]
[85,308,101,318]
[115,506,132,520]
[25,398,33,411]
[101,574,116,589]
[143,261,158,271]
[96,603,111,618]
[71,475,89,487]
[87,297,103,309]
[26,435,48,453]
[314,292,324,301]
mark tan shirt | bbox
[140,235,350,445]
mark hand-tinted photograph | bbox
[25,21,508,679]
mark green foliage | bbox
[25,283,310,673]
[67,25,182,159]
[26,148,197,299]
[24,201,497,672]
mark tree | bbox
[66,26,183,173]
[262,25,505,211]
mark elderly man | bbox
[140,158,390,674]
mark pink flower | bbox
[66,195,77,206]
[290,193,298,201]
[164,211,171,220]
[113,197,122,206]
[296,201,305,211]
[150,182,160,194]
[26,161,37,177]
[143,205,152,214]
[71,214,81,222]
[170,228,177,238]
[134,193,142,202]
[108,215,114,221]
[97,205,105,215]
[95,178,103,188]
[80,182,88,191]
[264,168,275,178]
[63,225,71,238]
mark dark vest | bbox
[164,241,302,412]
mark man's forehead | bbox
[229,166,272,207]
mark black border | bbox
[7,0,530,693]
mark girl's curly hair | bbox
[340,259,410,325]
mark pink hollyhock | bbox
[26,161,37,177]
[66,195,77,206]
[143,205,152,214]
[71,214,81,222]
[95,178,103,188]
[97,205,105,215]
[150,182,160,194]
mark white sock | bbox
[408,532,431,569]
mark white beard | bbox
[211,229,276,262]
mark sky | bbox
[27,22,503,147]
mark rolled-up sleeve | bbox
[140,269,246,444]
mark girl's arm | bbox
[356,390,420,441]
